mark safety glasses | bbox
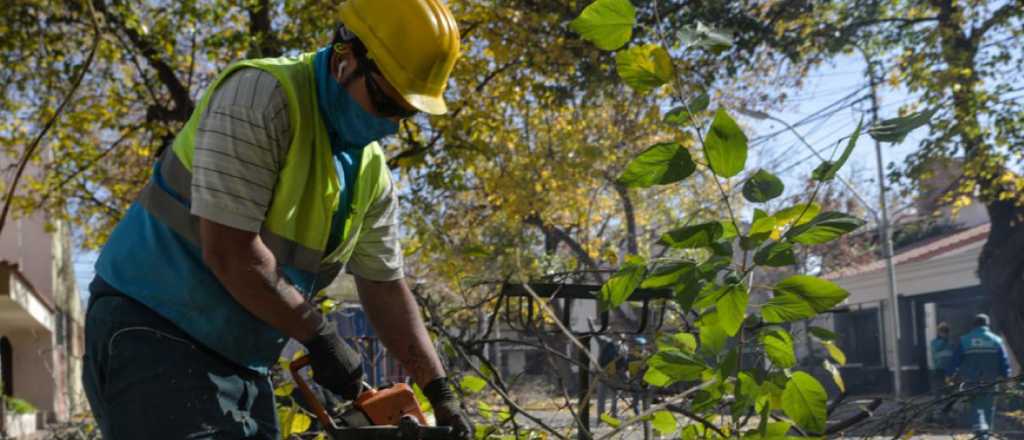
[363,70,417,119]
[356,56,417,119]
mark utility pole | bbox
[863,50,903,398]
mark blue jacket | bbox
[949,326,1010,382]
[930,336,954,371]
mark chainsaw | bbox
[289,355,455,440]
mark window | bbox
[1,336,12,396]
[834,309,883,367]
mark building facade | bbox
[0,212,85,437]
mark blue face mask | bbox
[314,47,398,152]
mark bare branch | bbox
[0,2,100,235]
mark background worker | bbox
[930,322,954,392]
[949,314,1011,439]
[81,1,470,438]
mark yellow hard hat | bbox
[338,0,460,115]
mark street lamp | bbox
[737,108,903,398]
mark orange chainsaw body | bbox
[354,383,427,426]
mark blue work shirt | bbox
[949,326,1010,382]
[930,336,954,372]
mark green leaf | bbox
[785,212,865,245]
[460,375,487,394]
[761,293,817,323]
[664,92,710,125]
[868,108,936,143]
[760,327,796,368]
[746,214,778,247]
[710,240,734,257]
[716,284,749,336]
[745,420,792,439]
[618,142,696,188]
[733,372,761,416]
[615,44,674,92]
[658,332,698,353]
[699,312,728,355]
[782,372,828,434]
[774,203,821,227]
[641,260,694,288]
[477,401,493,420]
[753,241,796,267]
[569,0,636,51]
[660,221,724,249]
[812,118,862,181]
[823,360,846,393]
[773,275,849,313]
[645,350,706,386]
[674,277,705,311]
[599,255,647,310]
[824,341,847,366]
[413,383,432,413]
[651,410,677,435]
[698,256,732,280]
[809,326,837,341]
[678,21,733,53]
[703,108,748,178]
[681,423,710,440]
[600,413,622,428]
[694,284,728,310]
[742,169,785,203]
[643,367,673,387]
[720,221,739,240]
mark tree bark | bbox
[978,201,1024,363]
[929,0,1024,363]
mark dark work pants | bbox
[82,278,279,439]
[968,391,996,437]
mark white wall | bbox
[6,328,57,416]
[833,240,982,306]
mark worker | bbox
[80,1,469,439]
[948,314,1011,439]
[595,334,625,425]
[930,322,954,392]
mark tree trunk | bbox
[978,201,1024,364]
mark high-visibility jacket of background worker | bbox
[930,336,954,372]
[950,326,1011,382]
[95,52,389,373]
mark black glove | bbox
[302,318,364,400]
[423,377,473,440]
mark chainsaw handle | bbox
[289,354,339,430]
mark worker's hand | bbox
[423,377,473,440]
[302,318,364,400]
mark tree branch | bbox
[247,0,280,57]
[524,214,600,274]
[970,1,1023,46]
[611,180,638,255]
[94,0,193,121]
[0,2,100,235]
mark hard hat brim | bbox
[404,93,448,115]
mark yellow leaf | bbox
[274,383,295,397]
[290,412,311,434]
[824,341,846,366]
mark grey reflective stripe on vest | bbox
[138,152,326,274]
[161,151,193,200]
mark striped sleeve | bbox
[346,174,404,281]
[190,68,291,232]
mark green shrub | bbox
[5,396,38,415]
